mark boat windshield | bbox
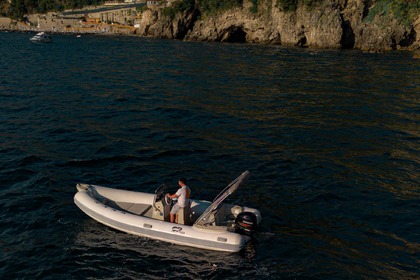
[193,170,250,226]
[154,184,167,202]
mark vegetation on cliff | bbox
[161,0,244,19]
[275,0,419,19]
[198,0,243,15]
[163,0,418,24]
[0,0,103,19]
[363,0,420,27]
[162,0,195,19]
[2,0,418,26]
[276,0,321,12]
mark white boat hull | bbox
[74,184,260,252]
[30,32,52,43]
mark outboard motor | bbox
[235,212,258,236]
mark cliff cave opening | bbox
[341,18,355,49]
[399,27,417,48]
[223,27,247,43]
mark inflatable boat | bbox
[74,171,261,252]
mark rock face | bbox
[136,0,419,51]
[136,7,198,39]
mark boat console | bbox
[152,184,171,221]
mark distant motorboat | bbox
[30,32,52,43]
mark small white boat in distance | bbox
[74,171,261,252]
[30,32,52,43]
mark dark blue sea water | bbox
[0,31,419,279]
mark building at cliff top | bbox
[105,0,138,5]
[146,0,162,6]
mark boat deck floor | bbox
[106,201,153,217]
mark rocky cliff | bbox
[136,0,419,51]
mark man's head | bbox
[178,177,187,187]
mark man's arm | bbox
[167,193,179,199]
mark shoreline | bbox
[4,28,418,58]
[2,27,419,57]
[1,5,419,56]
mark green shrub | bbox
[363,0,420,27]
[276,0,297,11]
[390,0,420,26]
[7,0,104,17]
[162,6,177,19]
[198,0,242,15]
[301,0,321,7]
[139,5,148,12]
[276,0,322,12]
[249,0,259,13]
[163,0,195,20]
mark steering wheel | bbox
[165,194,172,205]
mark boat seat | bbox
[177,201,192,225]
